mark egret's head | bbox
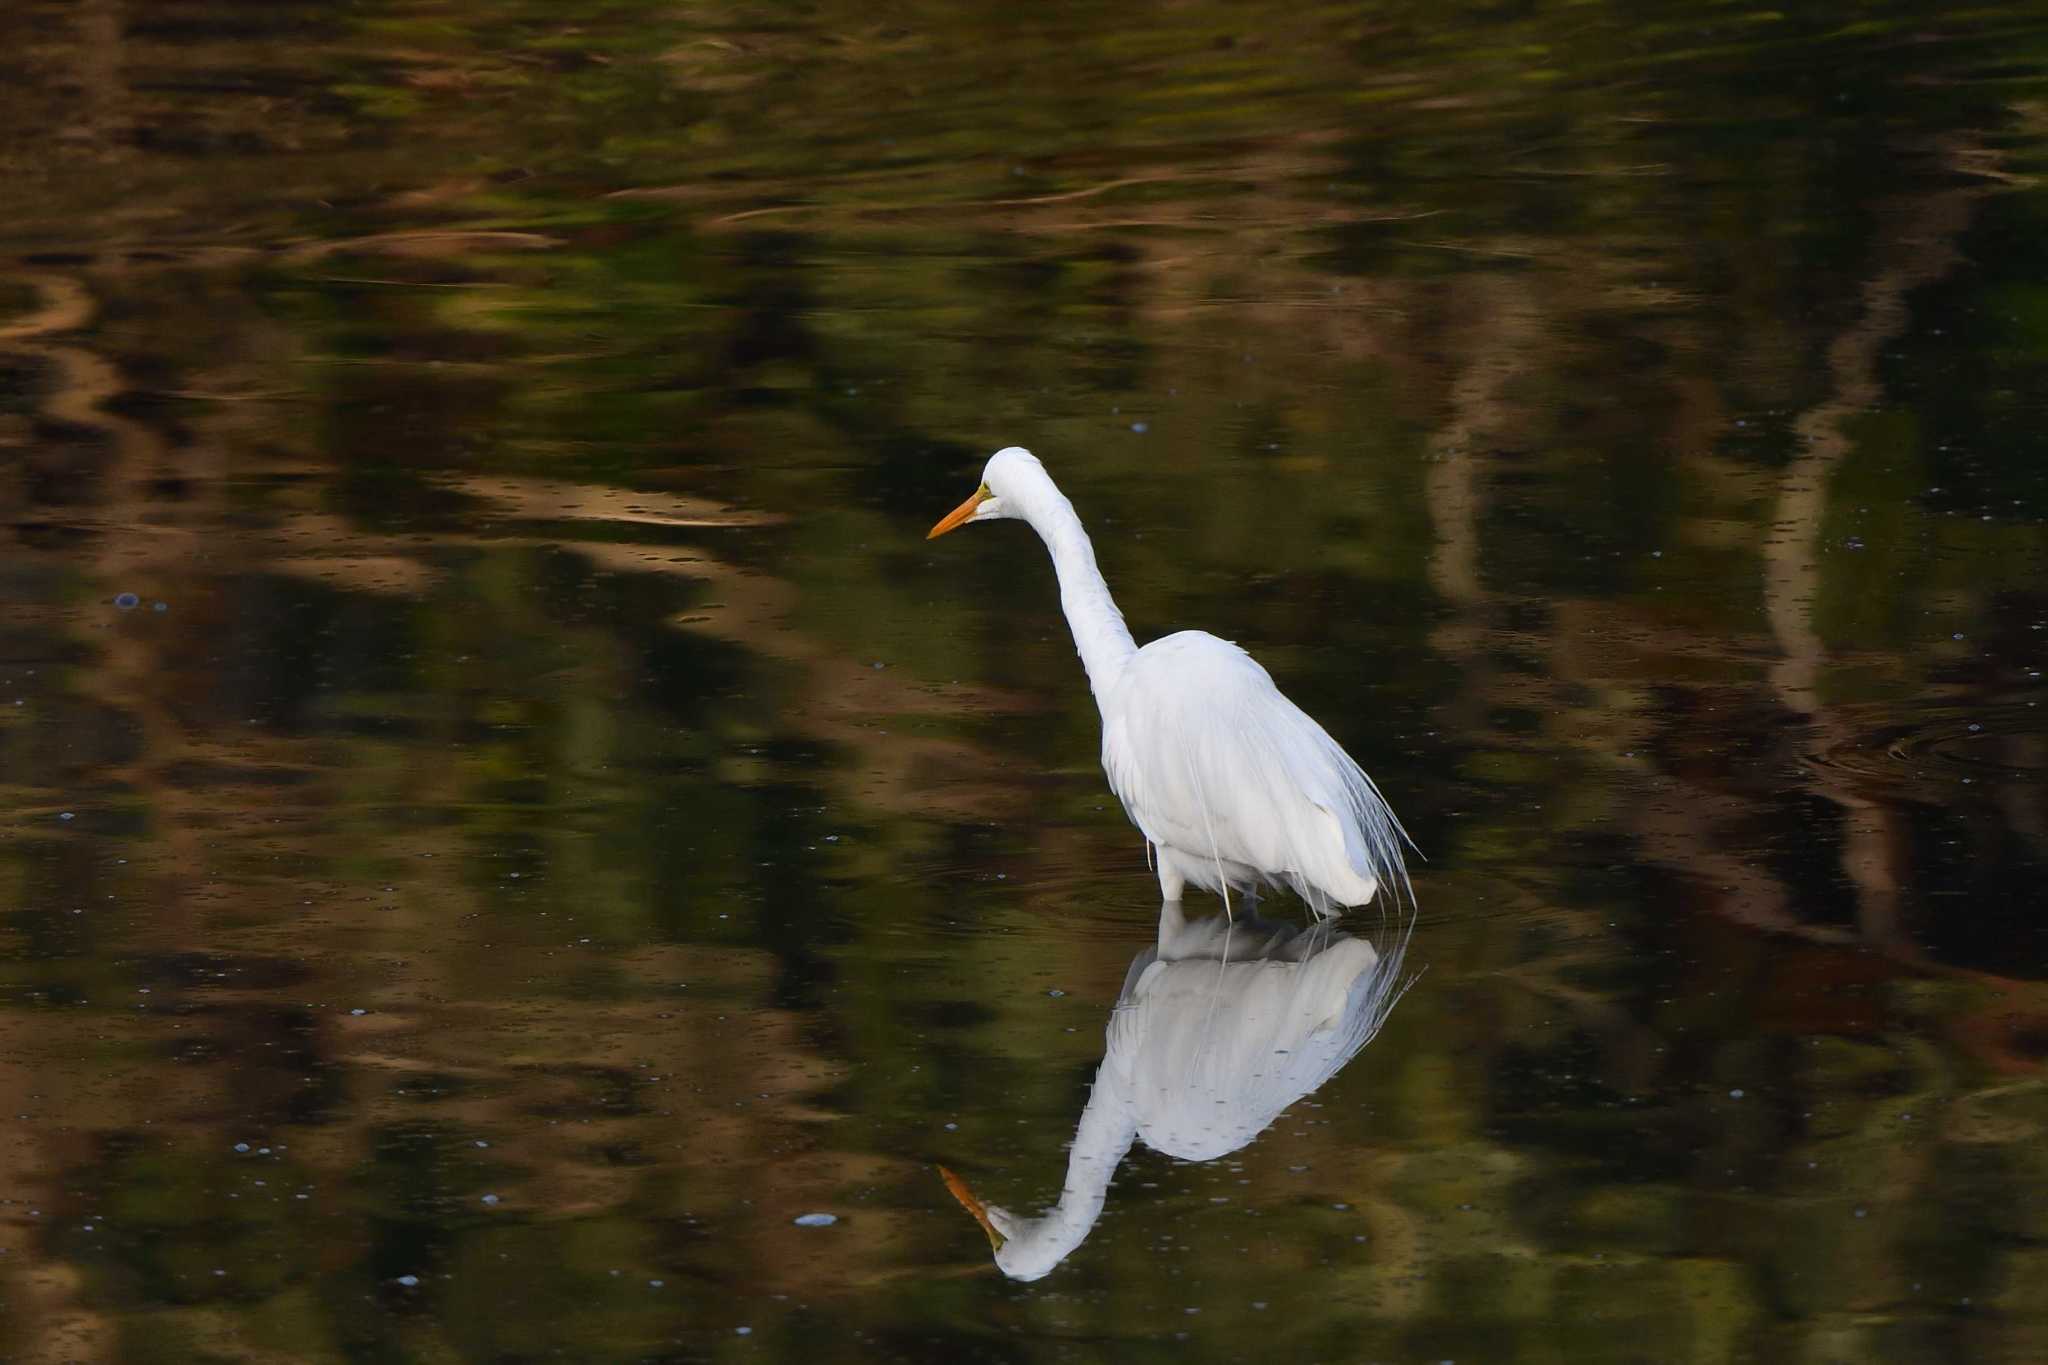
[926,446,1043,538]
[937,1165,1069,1282]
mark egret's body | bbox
[929,447,1411,916]
[941,903,1413,1279]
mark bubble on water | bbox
[793,1213,837,1227]
[152,601,168,613]
[1047,989,1065,998]
[349,1008,366,1016]
[1730,1089,1745,1099]
[58,812,74,822]
[481,1193,500,1205]
[397,1274,419,1287]
[114,593,140,610]
[1131,421,1149,434]
[234,1142,250,1153]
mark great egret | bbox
[929,447,1413,915]
[940,901,1413,1280]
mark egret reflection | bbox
[943,901,1413,1281]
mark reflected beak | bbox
[938,1165,1006,1250]
[927,486,991,539]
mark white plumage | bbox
[929,447,1412,916]
[940,902,1413,1280]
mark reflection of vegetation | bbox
[0,0,2047,1360]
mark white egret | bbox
[941,901,1413,1279]
[929,447,1413,915]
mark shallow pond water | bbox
[4,2,2048,1361]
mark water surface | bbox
[4,2,2048,1361]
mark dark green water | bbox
[4,1,2048,1360]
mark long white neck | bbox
[1019,491,1138,707]
[994,1069,1138,1280]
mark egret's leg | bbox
[1157,898,1187,956]
[1156,847,1185,903]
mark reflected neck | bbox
[1004,1069,1138,1278]
[1020,490,1137,707]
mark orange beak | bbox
[927,485,991,539]
[938,1165,1005,1249]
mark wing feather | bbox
[1101,631,1412,911]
